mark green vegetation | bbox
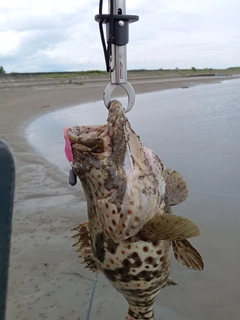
[3,67,240,78]
[38,70,108,78]
[0,66,6,74]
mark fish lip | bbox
[67,125,108,154]
[67,100,127,155]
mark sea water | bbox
[26,78,240,320]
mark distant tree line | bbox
[0,66,6,74]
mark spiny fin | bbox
[71,222,101,273]
[140,214,200,241]
[162,168,188,206]
[172,239,204,271]
[163,277,178,288]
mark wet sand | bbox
[1,75,239,320]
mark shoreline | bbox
[1,76,239,319]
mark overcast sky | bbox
[0,0,239,73]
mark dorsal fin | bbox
[71,222,101,273]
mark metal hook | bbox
[103,82,135,113]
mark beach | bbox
[1,75,239,320]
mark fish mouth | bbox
[69,125,108,154]
[67,100,127,158]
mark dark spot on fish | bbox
[122,223,126,228]
[135,216,140,222]
[106,203,109,209]
[127,210,132,215]
[152,241,160,247]
[110,259,114,264]
[112,219,116,226]
[106,238,119,255]
[120,213,124,218]
[137,270,151,281]
[127,245,131,249]
[112,210,116,214]
[157,250,162,255]
[160,256,165,262]
[153,270,159,277]
[130,252,139,260]
[122,259,130,267]
[103,269,116,282]
[95,233,105,263]
[134,259,142,268]
[142,189,147,195]
[143,246,149,252]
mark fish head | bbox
[67,100,165,242]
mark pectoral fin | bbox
[172,239,204,271]
[163,277,178,288]
[162,168,188,206]
[72,222,101,273]
[140,214,200,241]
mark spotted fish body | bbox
[67,100,204,320]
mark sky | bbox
[0,0,239,73]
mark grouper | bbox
[64,100,204,320]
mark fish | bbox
[65,100,204,320]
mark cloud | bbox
[0,0,240,72]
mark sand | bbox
[1,75,239,320]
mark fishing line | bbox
[98,0,109,71]
[85,273,99,320]
[98,0,114,72]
